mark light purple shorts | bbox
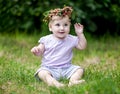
[35,65,83,81]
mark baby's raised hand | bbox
[74,23,84,35]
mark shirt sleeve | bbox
[70,35,79,47]
[38,37,45,44]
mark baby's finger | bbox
[74,23,79,28]
[31,47,37,52]
[31,48,35,53]
[35,48,40,53]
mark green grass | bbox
[0,33,120,94]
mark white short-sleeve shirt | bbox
[38,34,78,68]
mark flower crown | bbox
[43,6,73,23]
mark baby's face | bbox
[49,16,71,39]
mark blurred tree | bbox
[0,0,120,35]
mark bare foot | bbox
[68,79,85,87]
[48,81,65,88]
[55,83,65,88]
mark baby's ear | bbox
[49,23,52,32]
[49,28,52,32]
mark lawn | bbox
[0,33,120,94]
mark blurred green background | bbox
[0,0,120,36]
[0,1,120,94]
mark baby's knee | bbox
[77,68,84,74]
[74,68,84,77]
[38,70,51,78]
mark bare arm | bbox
[74,23,87,50]
[31,43,45,56]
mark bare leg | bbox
[68,68,85,86]
[38,70,65,88]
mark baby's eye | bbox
[64,23,68,26]
[55,23,60,26]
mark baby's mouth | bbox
[59,32,65,34]
[58,31,65,34]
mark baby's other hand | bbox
[31,46,42,56]
[74,23,84,35]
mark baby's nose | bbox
[60,26,64,30]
